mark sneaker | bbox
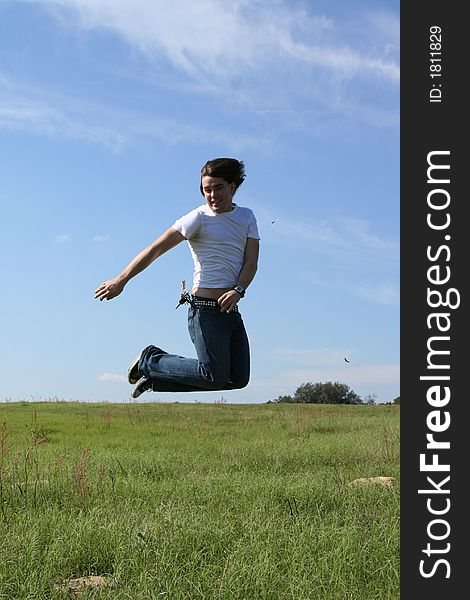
[128,347,148,384]
[131,376,152,399]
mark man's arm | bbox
[218,237,260,312]
[236,237,260,291]
[94,227,185,301]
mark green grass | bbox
[0,402,399,599]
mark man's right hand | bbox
[94,278,126,301]
[94,227,185,302]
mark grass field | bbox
[0,401,399,599]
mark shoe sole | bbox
[128,349,145,384]
[131,376,151,399]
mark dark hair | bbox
[200,158,246,196]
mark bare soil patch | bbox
[53,575,111,597]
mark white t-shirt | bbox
[172,203,260,289]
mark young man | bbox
[94,158,260,398]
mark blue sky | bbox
[0,0,399,404]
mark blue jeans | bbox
[138,305,250,392]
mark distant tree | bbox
[393,396,400,405]
[273,394,294,404]
[293,383,317,403]
[293,382,362,404]
[364,393,378,405]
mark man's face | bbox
[201,175,235,213]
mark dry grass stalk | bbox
[73,448,91,500]
[348,476,395,487]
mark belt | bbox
[191,296,238,312]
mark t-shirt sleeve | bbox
[248,211,260,240]
[172,208,202,239]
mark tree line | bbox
[269,381,400,405]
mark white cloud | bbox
[0,1,399,149]
[0,101,127,151]
[98,372,126,382]
[263,348,399,387]
[22,0,399,108]
[253,203,399,306]
[298,272,399,306]
[93,234,110,242]
[344,218,399,255]
[282,363,400,387]
[54,233,71,242]
[255,363,399,390]
[352,282,399,306]
[254,208,346,249]
[0,71,12,88]
[29,1,332,76]
[255,205,398,259]
[248,362,400,402]
[0,93,272,152]
[270,347,349,367]
[280,39,399,83]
